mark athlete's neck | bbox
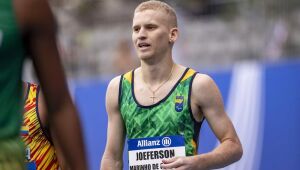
[140,60,175,85]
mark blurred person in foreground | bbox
[0,0,87,169]
[21,82,68,170]
[101,0,242,170]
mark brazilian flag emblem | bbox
[175,95,184,112]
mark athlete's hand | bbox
[161,156,199,170]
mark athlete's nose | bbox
[137,27,147,40]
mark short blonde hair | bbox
[134,0,178,27]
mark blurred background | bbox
[23,0,300,170]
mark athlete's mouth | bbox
[138,42,151,48]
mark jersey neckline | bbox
[131,67,190,108]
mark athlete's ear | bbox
[169,27,178,43]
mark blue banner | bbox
[128,135,185,151]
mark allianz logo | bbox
[137,137,172,147]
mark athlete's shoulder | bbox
[177,65,197,73]
[178,65,211,80]
[193,73,215,88]
[176,65,197,82]
[191,73,220,104]
[114,68,136,85]
[107,75,123,93]
[106,75,123,109]
[109,75,121,86]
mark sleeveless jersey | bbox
[21,83,60,170]
[119,68,204,156]
[0,0,26,169]
[0,0,25,139]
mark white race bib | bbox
[128,135,186,170]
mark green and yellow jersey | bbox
[0,0,26,169]
[120,68,204,156]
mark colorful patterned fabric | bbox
[21,83,59,170]
[120,68,204,156]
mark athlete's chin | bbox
[137,52,154,60]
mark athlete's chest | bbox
[134,82,175,106]
[122,91,189,123]
[122,93,190,139]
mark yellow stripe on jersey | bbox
[124,71,133,83]
[181,69,196,82]
[191,139,197,155]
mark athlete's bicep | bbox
[102,77,125,167]
[34,86,69,170]
[193,74,238,142]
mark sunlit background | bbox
[23,0,300,170]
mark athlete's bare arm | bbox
[15,0,87,169]
[162,74,243,170]
[101,76,126,170]
[38,93,69,170]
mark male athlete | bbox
[101,1,242,170]
[0,0,87,169]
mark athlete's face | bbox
[132,10,173,60]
